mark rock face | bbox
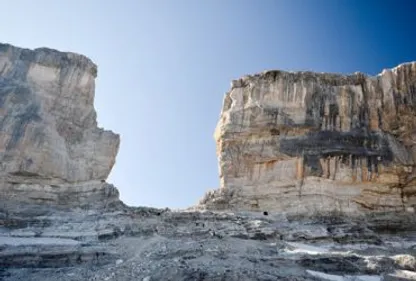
[201,63,416,214]
[0,43,120,207]
[1,44,416,281]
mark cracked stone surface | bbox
[1,206,416,280]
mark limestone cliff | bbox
[0,43,120,207]
[2,43,416,281]
[200,62,416,214]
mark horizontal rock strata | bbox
[2,206,416,281]
[201,62,416,214]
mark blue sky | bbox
[2,0,415,208]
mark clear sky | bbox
[1,0,415,208]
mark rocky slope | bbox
[2,206,416,281]
[200,63,416,215]
[2,203,416,281]
[1,43,416,281]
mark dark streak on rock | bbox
[7,103,41,150]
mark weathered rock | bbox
[0,43,120,206]
[2,206,416,281]
[2,43,416,281]
[201,62,416,214]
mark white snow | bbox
[306,270,344,281]
[306,270,381,281]
[285,242,330,255]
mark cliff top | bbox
[231,61,416,89]
[0,42,97,77]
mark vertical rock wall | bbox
[201,63,416,214]
[0,43,120,207]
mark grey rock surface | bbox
[1,205,416,280]
[0,43,120,207]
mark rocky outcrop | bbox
[201,62,416,214]
[0,43,120,207]
[1,43,416,281]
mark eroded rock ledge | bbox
[200,62,416,214]
[0,43,120,208]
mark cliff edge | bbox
[0,43,120,208]
[200,63,416,214]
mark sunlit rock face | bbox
[201,62,416,214]
[1,43,416,281]
[0,43,120,207]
